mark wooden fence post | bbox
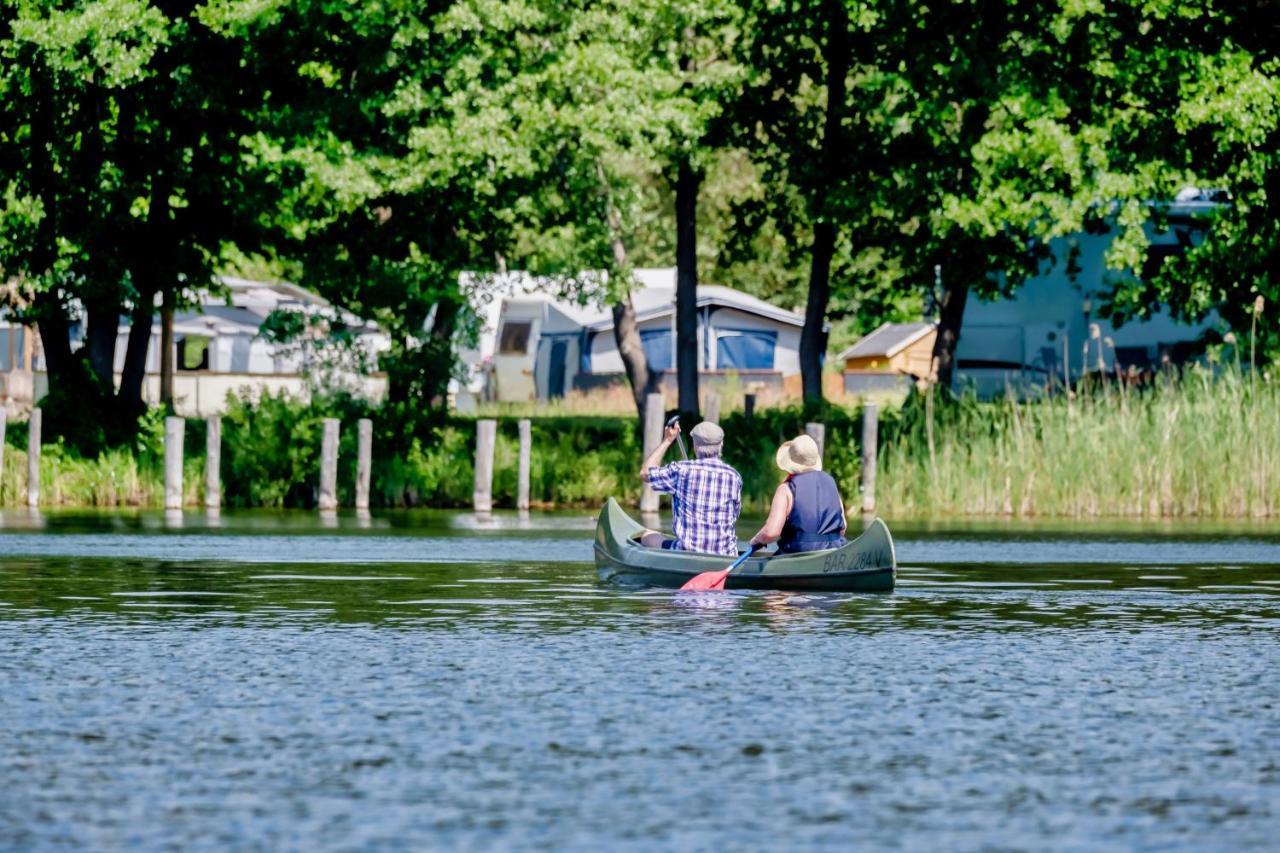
[356,418,373,511]
[703,392,721,425]
[473,419,496,513]
[26,408,39,508]
[861,402,878,513]
[205,416,221,509]
[517,418,531,511]
[805,422,826,461]
[319,418,339,511]
[165,416,184,510]
[640,392,664,513]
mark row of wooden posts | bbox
[470,392,881,516]
[4,394,878,513]
[164,416,374,511]
[0,410,374,511]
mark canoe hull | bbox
[594,498,896,592]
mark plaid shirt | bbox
[647,458,743,556]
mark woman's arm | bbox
[749,483,793,547]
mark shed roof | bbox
[838,322,936,360]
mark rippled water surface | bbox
[2,509,1279,850]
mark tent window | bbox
[0,327,21,372]
[716,329,776,370]
[498,321,532,355]
[178,336,210,371]
[640,328,673,372]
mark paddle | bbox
[679,544,761,592]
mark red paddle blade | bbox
[679,569,730,591]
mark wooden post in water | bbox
[165,416,184,510]
[703,392,721,425]
[743,393,756,419]
[861,402,878,513]
[473,419,496,514]
[355,418,372,511]
[640,392,664,513]
[205,416,221,509]
[26,408,40,507]
[318,418,339,511]
[517,418,531,512]
[805,422,826,461]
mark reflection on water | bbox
[1,510,1278,849]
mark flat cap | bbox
[690,421,724,446]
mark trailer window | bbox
[498,321,532,355]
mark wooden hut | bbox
[840,322,937,375]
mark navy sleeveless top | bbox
[777,470,847,553]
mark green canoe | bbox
[594,498,896,592]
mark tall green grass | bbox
[878,366,1280,518]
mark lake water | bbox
[2,509,1278,850]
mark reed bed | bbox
[877,366,1280,518]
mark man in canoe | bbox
[638,420,742,557]
[748,434,847,553]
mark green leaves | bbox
[1177,51,1279,149]
[11,0,169,87]
[0,182,44,267]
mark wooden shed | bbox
[839,322,937,377]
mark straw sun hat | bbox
[775,434,822,474]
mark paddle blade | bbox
[679,568,730,591]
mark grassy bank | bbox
[6,368,1278,517]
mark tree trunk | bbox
[84,303,118,389]
[121,159,171,408]
[675,30,702,422]
[118,294,155,407]
[799,0,850,404]
[930,277,970,391]
[30,69,75,394]
[160,286,174,405]
[33,291,74,386]
[675,157,700,420]
[612,295,654,419]
[800,221,836,401]
[426,295,459,404]
[596,159,653,422]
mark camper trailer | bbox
[837,192,1224,398]
[954,193,1221,396]
[487,294,597,402]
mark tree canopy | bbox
[1,0,1276,445]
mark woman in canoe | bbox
[748,434,847,553]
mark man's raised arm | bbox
[639,422,682,482]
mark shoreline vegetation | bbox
[3,367,1277,518]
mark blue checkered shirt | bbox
[647,458,743,556]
